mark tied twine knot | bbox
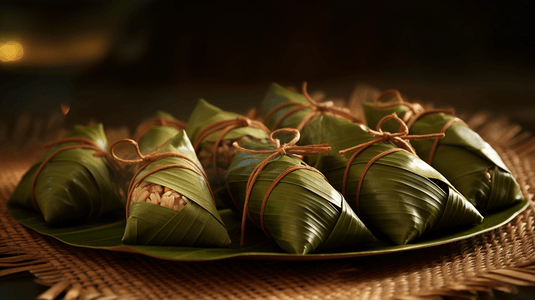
[232,128,331,246]
[264,82,361,132]
[338,113,445,214]
[340,113,445,157]
[193,116,271,187]
[373,89,456,128]
[373,90,468,164]
[30,138,120,214]
[232,128,331,159]
[109,138,214,218]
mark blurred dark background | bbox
[1,0,535,136]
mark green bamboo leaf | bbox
[187,99,268,143]
[301,116,483,245]
[7,124,124,224]
[362,102,406,134]
[185,99,270,207]
[136,111,182,154]
[138,132,218,221]
[6,109,528,260]
[260,83,311,131]
[363,102,524,212]
[8,189,527,261]
[122,201,230,247]
[226,139,377,254]
[122,130,231,247]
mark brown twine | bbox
[30,138,119,214]
[373,89,426,123]
[338,113,445,214]
[193,117,271,187]
[373,90,468,165]
[374,90,455,126]
[231,128,331,246]
[109,138,215,218]
[2,106,535,300]
[132,116,187,143]
[264,82,361,131]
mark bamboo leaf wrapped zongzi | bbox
[113,129,231,247]
[133,111,187,153]
[8,124,125,224]
[187,99,270,188]
[300,114,484,245]
[260,82,360,143]
[363,90,524,212]
[225,128,377,254]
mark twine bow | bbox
[373,89,456,128]
[109,138,214,218]
[30,138,119,214]
[338,113,445,214]
[374,90,468,164]
[132,116,187,143]
[193,116,270,187]
[264,82,361,131]
[232,128,331,246]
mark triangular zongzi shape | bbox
[301,115,483,245]
[8,124,124,224]
[120,130,231,247]
[226,137,376,254]
[363,94,524,212]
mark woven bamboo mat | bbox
[1,113,535,300]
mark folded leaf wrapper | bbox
[362,92,524,212]
[133,111,187,153]
[8,124,124,224]
[261,83,312,131]
[260,83,360,143]
[225,130,376,254]
[187,99,270,187]
[119,130,232,247]
[301,115,483,245]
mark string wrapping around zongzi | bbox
[8,124,125,224]
[110,130,231,247]
[262,82,361,133]
[193,116,270,187]
[110,138,215,217]
[338,113,445,214]
[226,128,376,254]
[363,90,524,212]
[300,114,483,245]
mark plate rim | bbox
[7,198,530,262]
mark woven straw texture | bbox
[1,112,535,300]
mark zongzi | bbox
[187,99,270,188]
[260,82,359,143]
[363,90,524,212]
[8,124,125,224]
[226,128,377,254]
[300,114,484,245]
[113,129,231,247]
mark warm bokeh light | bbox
[0,41,24,62]
[61,103,70,115]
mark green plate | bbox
[8,198,529,261]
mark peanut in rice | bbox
[131,181,189,211]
